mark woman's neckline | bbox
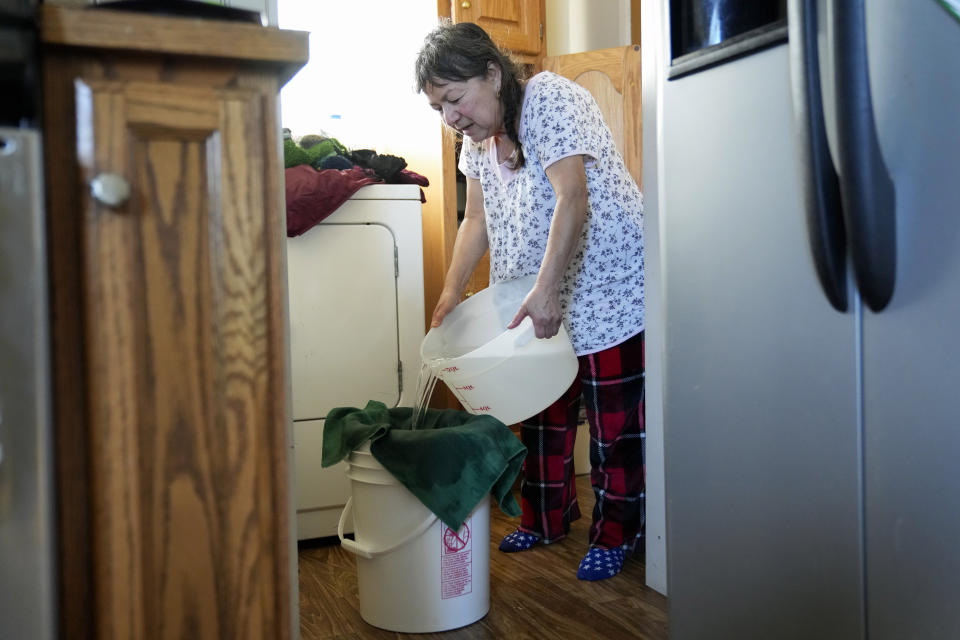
[489,73,541,183]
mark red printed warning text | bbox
[440,519,472,599]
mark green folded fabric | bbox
[322,400,526,530]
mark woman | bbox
[415,21,645,581]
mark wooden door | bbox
[75,76,289,640]
[41,7,306,637]
[452,0,546,58]
[543,45,643,187]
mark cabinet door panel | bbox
[455,0,541,55]
[75,78,284,640]
[543,46,643,187]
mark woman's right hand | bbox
[431,288,461,328]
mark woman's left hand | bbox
[507,283,563,339]
[504,155,586,341]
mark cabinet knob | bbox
[90,173,131,208]
[461,1,471,8]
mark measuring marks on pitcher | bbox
[449,378,491,415]
[411,360,493,427]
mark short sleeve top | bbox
[458,71,645,355]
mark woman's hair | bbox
[415,21,527,169]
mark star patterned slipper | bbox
[497,530,541,553]
[576,545,625,581]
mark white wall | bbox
[277,1,439,159]
[546,0,632,56]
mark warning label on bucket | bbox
[440,517,472,599]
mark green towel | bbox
[322,400,526,530]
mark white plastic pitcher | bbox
[420,274,578,425]
[338,444,490,633]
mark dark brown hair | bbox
[415,21,527,168]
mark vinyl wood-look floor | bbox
[297,475,669,639]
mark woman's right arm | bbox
[432,175,488,327]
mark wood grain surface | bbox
[76,76,287,639]
[40,4,308,84]
[543,45,643,189]
[41,9,305,633]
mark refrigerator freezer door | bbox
[0,128,56,639]
[660,41,864,638]
[862,2,960,637]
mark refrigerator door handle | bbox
[788,0,848,312]
[831,0,896,311]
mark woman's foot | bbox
[498,530,541,552]
[576,545,625,581]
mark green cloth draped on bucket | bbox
[322,400,526,530]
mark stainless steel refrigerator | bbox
[0,0,57,637]
[650,1,960,638]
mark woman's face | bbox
[424,64,502,142]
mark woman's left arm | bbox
[507,154,588,338]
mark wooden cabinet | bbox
[451,0,547,62]
[543,45,643,187]
[463,252,492,299]
[39,6,307,638]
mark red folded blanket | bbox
[285,165,429,237]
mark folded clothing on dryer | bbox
[284,164,429,237]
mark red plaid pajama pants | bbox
[517,330,645,550]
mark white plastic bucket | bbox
[338,444,490,633]
[420,274,579,425]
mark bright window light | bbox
[278,0,441,158]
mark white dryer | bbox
[286,184,425,540]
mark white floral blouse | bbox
[458,71,645,355]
